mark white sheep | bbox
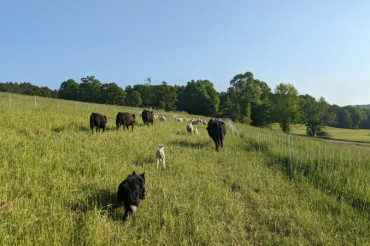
[186,123,194,135]
[193,128,198,135]
[156,144,166,169]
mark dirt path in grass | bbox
[322,139,370,146]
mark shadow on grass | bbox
[70,189,124,221]
[169,140,209,149]
[51,123,90,133]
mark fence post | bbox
[288,134,293,178]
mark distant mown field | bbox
[273,124,370,144]
[0,92,369,245]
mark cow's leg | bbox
[131,124,134,131]
[211,137,218,151]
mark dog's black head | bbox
[132,171,146,200]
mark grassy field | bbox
[0,92,369,245]
[274,124,370,143]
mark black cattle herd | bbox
[89,110,226,221]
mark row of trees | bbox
[0,82,58,98]
[2,72,370,134]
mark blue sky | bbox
[1,0,369,106]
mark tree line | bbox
[0,82,58,98]
[2,72,370,134]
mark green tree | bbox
[272,83,300,133]
[301,95,329,136]
[156,81,178,111]
[344,106,364,129]
[228,72,260,123]
[125,90,142,107]
[250,80,272,127]
[79,76,102,103]
[133,84,156,107]
[59,79,80,100]
[100,82,126,105]
[337,108,353,128]
[181,80,219,116]
[361,109,370,129]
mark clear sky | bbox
[1,0,369,106]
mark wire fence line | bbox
[0,93,129,114]
[226,119,369,217]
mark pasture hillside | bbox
[0,92,369,245]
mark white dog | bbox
[156,144,166,169]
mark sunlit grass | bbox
[272,123,370,143]
[0,92,369,245]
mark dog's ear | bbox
[140,172,145,180]
[132,171,136,175]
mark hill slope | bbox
[0,92,369,245]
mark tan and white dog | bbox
[156,144,166,169]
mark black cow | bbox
[90,113,107,134]
[116,112,136,131]
[117,171,146,221]
[206,119,226,152]
[142,110,154,126]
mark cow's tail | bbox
[90,113,94,127]
[116,114,121,129]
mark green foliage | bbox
[222,72,272,126]
[272,83,300,133]
[3,71,370,131]
[337,108,353,128]
[125,91,142,107]
[0,82,58,98]
[79,76,102,103]
[99,83,126,105]
[156,81,178,111]
[59,79,80,100]
[301,95,329,136]
[180,80,220,116]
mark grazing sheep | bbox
[193,128,198,135]
[186,123,194,134]
[159,116,166,121]
[156,145,165,169]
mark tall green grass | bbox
[0,92,369,245]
